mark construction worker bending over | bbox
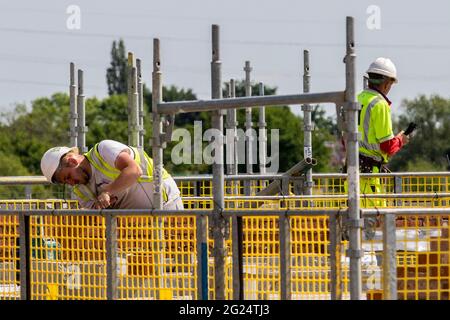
[40,139,183,210]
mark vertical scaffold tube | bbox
[130,65,139,148]
[227,78,244,299]
[152,41,163,210]
[137,58,145,150]
[77,69,87,153]
[258,82,266,175]
[302,50,313,196]
[345,16,363,300]
[211,24,226,300]
[128,52,140,147]
[69,62,78,147]
[226,80,238,176]
[152,39,165,297]
[244,61,253,177]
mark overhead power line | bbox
[0,78,104,90]
[1,27,450,50]
[2,6,450,27]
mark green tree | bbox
[390,95,450,172]
[106,39,127,95]
[222,80,277,98]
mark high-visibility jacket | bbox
[358,89,394,163]
[73,143,171,203]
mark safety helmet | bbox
[366,57,398,83]
[40,146,74,183]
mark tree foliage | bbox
[389,95,450,172]
[106,39,127,95]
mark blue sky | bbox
[1,0,449,120]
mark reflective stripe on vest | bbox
[73,184,96,202]
[85,143,171,182]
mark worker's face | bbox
[382,78,395,95]
[53,155,89,186]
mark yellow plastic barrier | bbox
[0,192,449,300]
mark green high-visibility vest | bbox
[358,89,394,163]
[73,143,170,202]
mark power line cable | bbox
[1,27,450,50]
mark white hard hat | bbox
[40,146,73,183]
[366,57,398,83]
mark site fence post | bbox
[211,24,227,300]
[24,185,32,199]
[344,16,363,300]
[77,69,87,153]
[382,211,397,300]
[69,62,78,147]
[279,178,291,300]
[18,212,30,300]
[329,212,343,300]
[106,213,118,300]
[302,50,313,197]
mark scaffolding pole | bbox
[226,79,238,176]
[302,50,313,196]
[128,53,139,147]
[136,58,145,150]
[151,39,165,299]
[69,62,78,147]
[158,91,345,114]
[211,24,227,300]
[258,82,267,175]
[344,16,362,300]
[244,61,254,178]
[76,69,87,153]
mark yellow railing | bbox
[0,179,449,300]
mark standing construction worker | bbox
[40,139,183,210]
[342,58,409,238]
[358,57,409,180]
[357,57,409,237]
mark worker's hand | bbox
[95,191,112,209]
[396,130,409,146]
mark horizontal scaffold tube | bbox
[0,209,341,216]
[362,208,450,216]
[157,91,345,114]
[1,171,449,185]
[180,192,450,200]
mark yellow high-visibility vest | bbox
[73,143,170,202]
[358,89,394,163]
